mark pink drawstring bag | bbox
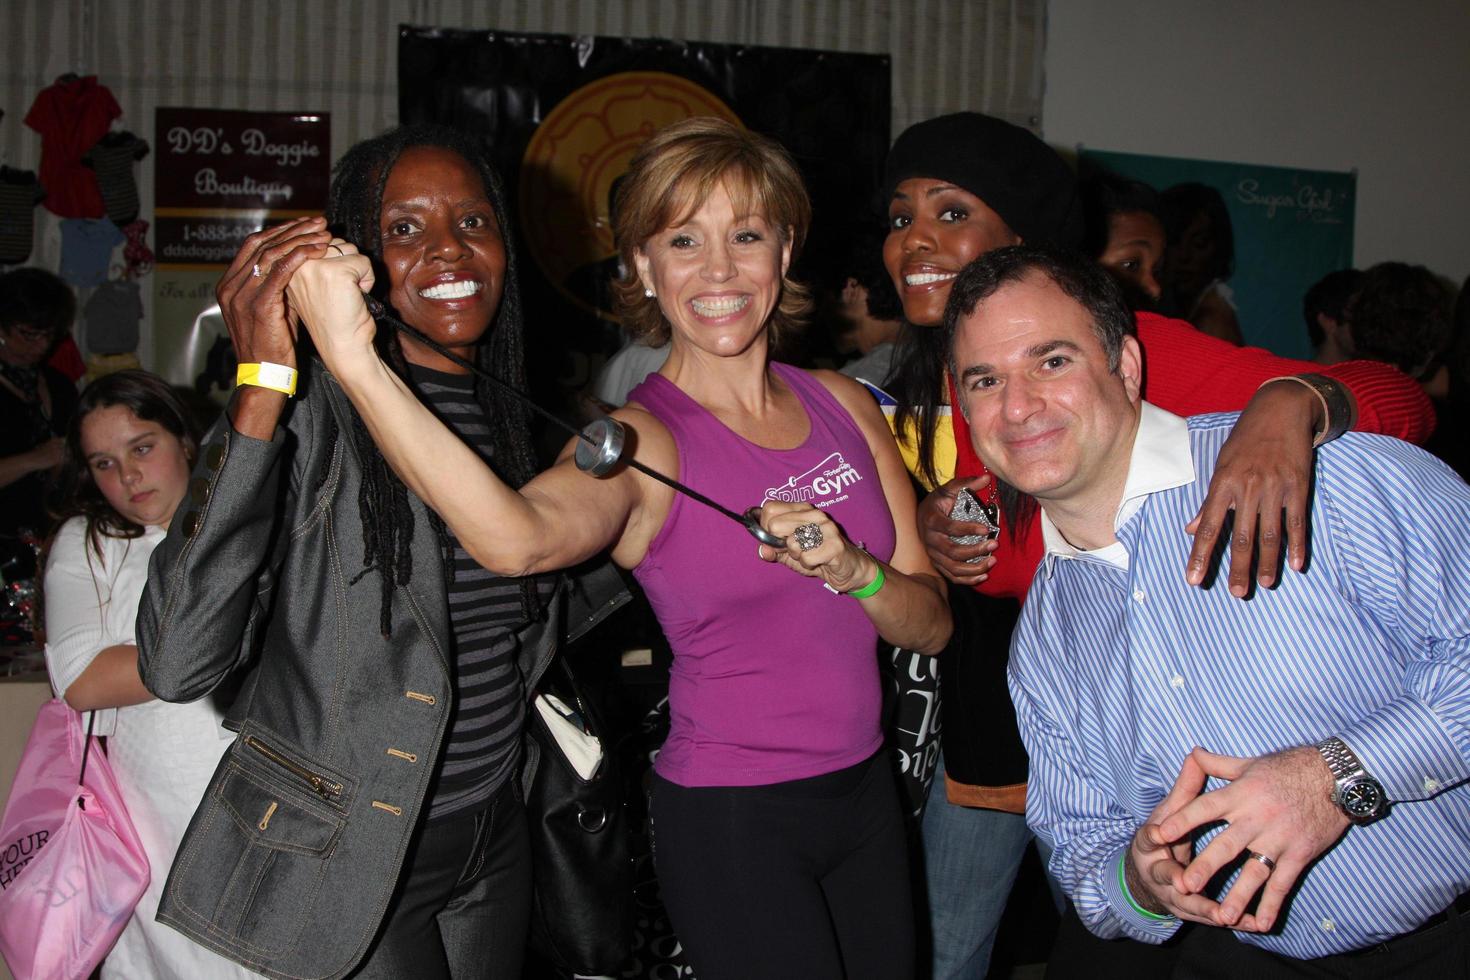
[0,699,149,980]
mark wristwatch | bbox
[1316,736,1388,823]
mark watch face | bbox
[1341,778,1385,820]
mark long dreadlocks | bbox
[322,125,540,635]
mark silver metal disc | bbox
[574,417,626,476]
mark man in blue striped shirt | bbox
[944,244,1470,974]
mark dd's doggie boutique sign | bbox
[152,108,330,390]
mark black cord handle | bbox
[77,709,97,809]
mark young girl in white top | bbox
[43,370,262,980]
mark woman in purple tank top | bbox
[288,117,951,979]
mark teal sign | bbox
[1081,149,1355,360]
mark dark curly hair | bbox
[1079,169,1163,260]
[1162,182,1235,284]
[1348,262,1452,379]
[49,370,199,559]
[0,266,76,346]
[1302,268,1364,348]
[323,124,539,634]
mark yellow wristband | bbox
[236,362,298,396]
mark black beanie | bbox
[882,112,1083,249]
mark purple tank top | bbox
[630,362,895,787]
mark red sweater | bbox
[949,312,1437,600]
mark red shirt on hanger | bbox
[25,76,122,219]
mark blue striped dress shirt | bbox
[1008,405,1470,958]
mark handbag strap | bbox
[77,709,97,807]
[546,655,596,737]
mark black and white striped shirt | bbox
[409,364,553,822]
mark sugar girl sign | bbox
[152,108,330,391]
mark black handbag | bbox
[525,656,635,975]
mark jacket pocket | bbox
[170,735,350,959]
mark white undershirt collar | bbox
[1040,402,1195,572]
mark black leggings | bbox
[650,751,914,980]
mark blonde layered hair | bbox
[612,117,813,347]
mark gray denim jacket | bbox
[137,362,628,980]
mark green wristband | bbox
[847,564,886,599]
[1118,851,1175,922]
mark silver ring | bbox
[1246,850,1277,873]
[793,523,824,551]
[252,263,264,278]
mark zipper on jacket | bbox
[243,735,343,801]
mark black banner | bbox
[399,26,891,420]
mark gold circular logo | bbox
[519,71,742,322]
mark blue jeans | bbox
[920,753,1032,980]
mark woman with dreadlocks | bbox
[136,125,626,980]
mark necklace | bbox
[0,362,41,404]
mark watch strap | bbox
[1316,735,1366,782]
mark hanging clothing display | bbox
[0,167,46,265]
[83,132,149,226]
[48,335,87,384]
[119,219,154,278]
[60,218,125,287]
[83,279,143,354]
[25,75,123,218]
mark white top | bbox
[839,341,897,387]
[592,340,670,407]
[1189,277,1238,319]
[44,518,262,980]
